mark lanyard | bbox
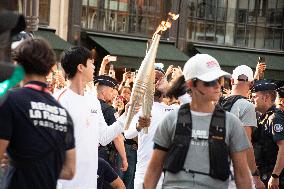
[24,83,51,94]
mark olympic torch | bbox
[124,12,179,132]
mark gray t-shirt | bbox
[230,98,257,127]
[153,109,250,189]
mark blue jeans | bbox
[116,144,137,189]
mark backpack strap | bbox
[209,105,230,181]
[174,103,192,144]
[219,95,246,112]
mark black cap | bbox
[94,75,118,89]
[251,79,278,93]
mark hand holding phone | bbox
[108,56,117,62]
[256,57,266,79]
[257,57,266,71]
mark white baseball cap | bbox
[183,54,230,82]
[232,65,254,82]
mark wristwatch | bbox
[252,169,260,176]
[271,173,280,178]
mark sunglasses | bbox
[193,78,223,87]
[237,78,249,82]
[202,78,223,87]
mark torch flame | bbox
[169,12,179,20]
[153,12,179,38]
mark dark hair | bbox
[60,46,92,79]
[13,37,55,76]
[166,75,187,99]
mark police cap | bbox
[251,79,277,93]
[94,75,118,89]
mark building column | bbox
[169,0,188,52]
[67,0,82,45]
[49,0,69,40]
[225,0,237,45]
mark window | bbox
[81,0,164,37]
[246,25,255,48]
[39,0,50,25]
[235,24,246,46]
[216,22,225,44]
[0,0,23,12]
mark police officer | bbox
[94,75,119,125]
[94,75,128,173]
[251,80,284,189]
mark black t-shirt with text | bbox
[0,81,75,189]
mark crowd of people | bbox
[1,9,284,189]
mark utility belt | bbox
[125,139,138,150]
[125,139,137,145]
[98,145,113,153]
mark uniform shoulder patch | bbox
[274,124,283,133]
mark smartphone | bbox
[258,56,265,63]
[108,56,117,62]
[258,57,266,79]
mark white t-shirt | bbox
[124,102,178,188]
[55,89,125,189]
[229,98,257,189]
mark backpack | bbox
[218,95,247,112]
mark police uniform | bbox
[94,75,120,189]
[94,75,119,164]
[251,80,284,188]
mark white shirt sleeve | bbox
[124,112,140,139]
[98,106,126,146]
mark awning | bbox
[87,32,189,68]
[34,27,72,56]
[195,45,284,80]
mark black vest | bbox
[252,106,282,172]
[163,103,230,181]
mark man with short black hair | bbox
[56,47,147,189]
[251,80,284,189]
